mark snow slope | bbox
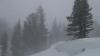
[31,38,100,56]
[30,41,68,56]
[55,38,100,56]
[30,42,68,56]
[76,48,100,56]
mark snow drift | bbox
[31,38,100,56]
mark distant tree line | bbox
[0,6,66,56]
[11,6,48,56]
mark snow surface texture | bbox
[76,48,100,56]
[31,38,100,56]
[30,44,68,56]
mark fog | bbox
[0,0,73,29]
[0,0,100,56]
[0,0,99,29]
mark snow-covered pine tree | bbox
[67,0,93,39]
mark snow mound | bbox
[30,41,68,56]
[30,46,68,56]
[55,38,100,56]
[50,41,67,48]
[31,38,100,56]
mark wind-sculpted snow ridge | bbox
[30,38,100,56]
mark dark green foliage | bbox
[1,32,8,56]
[67,0,93,39]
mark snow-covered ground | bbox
[76,48,100,56]
[30,38,100,56]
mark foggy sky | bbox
[0,0,99,29]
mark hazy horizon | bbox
[0,0,99,29]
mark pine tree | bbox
[22,6,47,55]
[49,18,60,45]
[1,32,8,56]
[11,20,23,56]
[67,0,93,39]
[36,6,48,51]
[49,18,66,45]
[23,13,39,54]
